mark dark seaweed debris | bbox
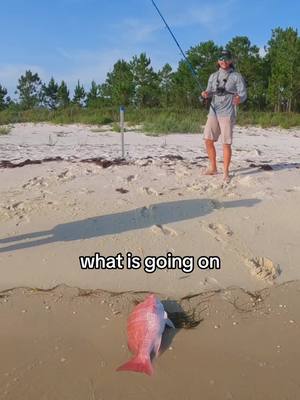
[116,188,129,194]
[0,157,64,168]
[167,311,202,329]
[0,157,129,169]
[249,163,273,171]
[248,162,300,171]
[161,154,184,161]
[81,157,129,168]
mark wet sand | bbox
[0,283,299,400]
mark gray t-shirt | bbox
[206,68,247,118]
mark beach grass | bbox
[0,126,12,135]
[1,107,300,132]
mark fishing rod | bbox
[150,0,218,113]
[150,0,203,91]
[151,1,239,117]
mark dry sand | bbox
[0,123,300,399]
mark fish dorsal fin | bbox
[146,294,156,303]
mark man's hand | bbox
[201,91,209,99]
[233,95,241,105]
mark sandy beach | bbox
[1,123,300,399]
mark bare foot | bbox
[223,174,231,184]
[202,168,217,176]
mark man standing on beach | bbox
[201,50,247,182]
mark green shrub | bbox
[0,126,11,135]
[0,106,300,132]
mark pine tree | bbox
[0,84,10,111]
[86,81,100,108]
[104,60,134,106]
[16,70,42,110]
[226,36,267,110]
[73,80,86,106]
[129,53,160,107]
[97,83,111,106]
[267,27,300,112]
[57,81,70,108]
[41,77,59,109]
[172,41,221,107]
[158,64,174,107]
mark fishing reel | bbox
[201,97,212,110]
[199,94,212,110]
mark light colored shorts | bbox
[203,115,235,145]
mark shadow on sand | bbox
[159,299,204,356]
[0,198,260,253]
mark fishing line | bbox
[150,0,203,91]
[150,0,218,113]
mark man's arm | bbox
[201,74,214,98]
[235,74,247,103]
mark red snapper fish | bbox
[117,294,175,376]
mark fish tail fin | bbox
[116,355,153,376]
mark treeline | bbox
[1,27,300,114]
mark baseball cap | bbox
[218,50,232,61]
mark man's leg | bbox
[223,144,232,180]
[219,116,234,181]
[205,139,217,174]
[203,116,220,175]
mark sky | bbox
[1,0,299,97]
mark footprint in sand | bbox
[238,175,256,187]
[200,220,252,260]
[200,221,233,243]
[249,148,262,157]
[57,169,76,182]
[22,176,48,188]
[208,223,234,237]
[246,257,281,283]
[286,186,300,193]
[140,206,151,218]
[208,199,222,209]
[175,167,191,178]
[187,183,209,193]
[200,221,281,283]
[1,200,31,222]
[151,224,178,237]
[126,174,137,183]
[141,187,159,196]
